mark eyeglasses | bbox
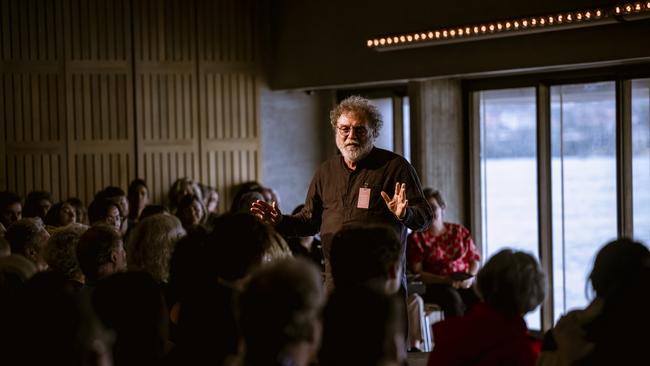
[336,125,370,137]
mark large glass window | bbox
[550,82,617,322]
[478,87,541,329]
[369,97,394,151]
[633,79,650,244]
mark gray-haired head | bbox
[476,249,546,316]
[329,96,383,139]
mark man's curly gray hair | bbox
[329,96,383,138]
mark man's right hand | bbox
[250,200,282,225]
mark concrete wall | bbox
[260,88,335,213]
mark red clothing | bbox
[428,302,541,366]
[407,222,479,275]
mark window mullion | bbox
[536,84,554,331]
[617,80,634,238]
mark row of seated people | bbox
[0,178,323,268]
[2,181,649,365]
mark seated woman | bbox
[44,201,77,231]
[538,238,650,366]
[428,249,546,366]
[407,188,480,318]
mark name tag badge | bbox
[357,187,371,209]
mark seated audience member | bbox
[96,186,129,236]
[230,181,265,213]
[5,218,50,271]
[238,258,325,366]
[88,198,122,232]
[76,225,126,285]
[5,271,112,366]
[285,204,324,270]
[329,224,403,294]
[127,178,149,224]
[168,213,273,365]
[538,238,650,366]
[22,191,52,221]
[93,271,168,366]
[140,204,170,221]
[127,214,186,284]
[320,286,407,366]
[44,223,88,289]
[44,201,77,230]
[175,194,206,232]
[67,197,89,225]
[168,178,202,213]
[427,249,546,366]
[0,191,22,236]
[319,224,409,366]
[407,188,480,318]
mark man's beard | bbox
[337,138,373,163]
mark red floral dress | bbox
[407,222,480,275]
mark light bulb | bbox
[367,40,373,47]
[379,38,386,45]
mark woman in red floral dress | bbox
[407,188,480,318]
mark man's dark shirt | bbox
[277,147,433,274]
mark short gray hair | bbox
[329,96,383,138]
[5,218,47,256]
[476,249,546,316]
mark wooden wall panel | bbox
[1,0,66,200]
[198,0,261,212]
[64,0,134,205]
[134,0,199,205]
[2,0,263,213]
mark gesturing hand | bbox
[250,200,282,225]
[381,182,408,220]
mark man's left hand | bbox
[381,182,408,220]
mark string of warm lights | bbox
[367,2,650,51]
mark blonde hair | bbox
[127,214,186,283]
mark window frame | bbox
[464,64,650,331]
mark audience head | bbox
[128,178,149,221]
[76,225,126,282]
[330,224,402,293]
[22,191,52,220]
[239,258,325,366]
[66,197,88,225]
[476,249,546,317]
[320,286,406,366]
[88,198,122,232]
[140,204,170,221]
[44,223,88,283]
[0,191,22,230]
[423,188,445,222]
[5,218,50,271]
[96,186,129,219]
[233,191,265,214]
[7,272,88,365]
[175,194,206,230]
[93,271,168,366]
[127,214,186,283]
[589,238,650,300]
[208,212,274,282]
[44,201,77,227]
[168,177,202,211]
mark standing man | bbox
[252,95,432,289]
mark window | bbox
[478,87,541,329]
[633,79,650,244]
[473,76,650,330]
[551,82,617,321]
